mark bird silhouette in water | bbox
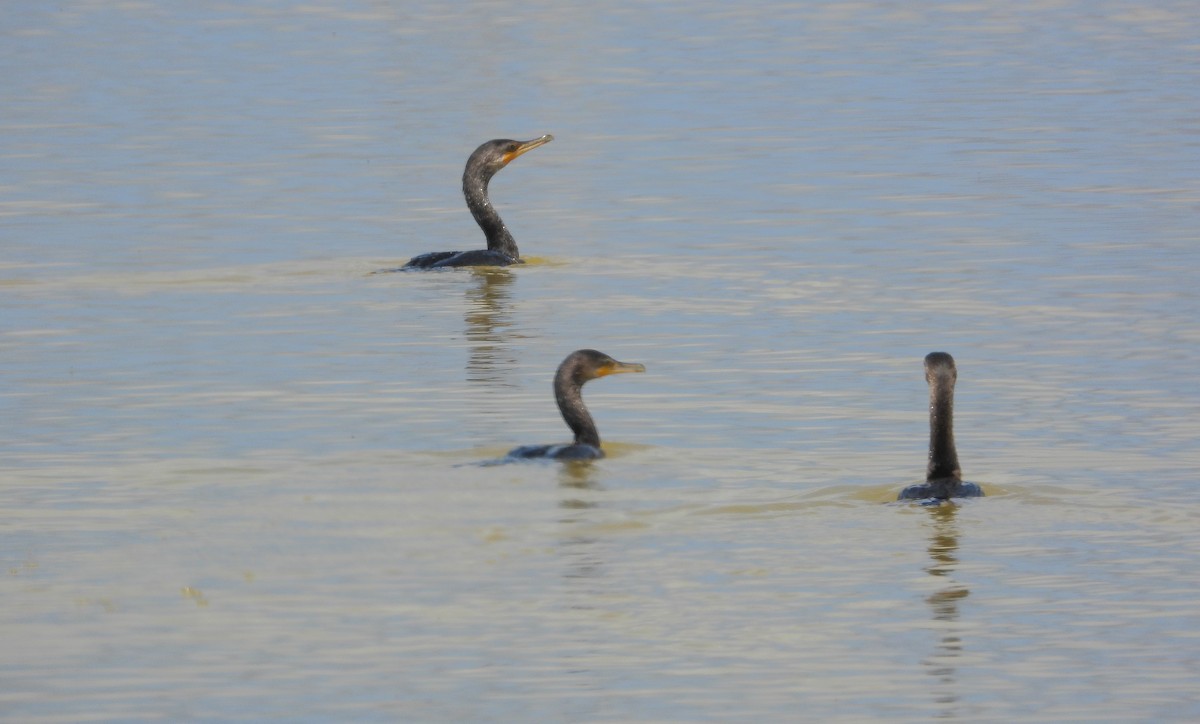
[507,349,645,460]
[400,135,553,270]
[898,352,984,501]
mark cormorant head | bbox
[924,351,957,386]
[560,349,646,387]
[466,134,554,182]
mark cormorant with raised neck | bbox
[508,349,645,460]
[402,135,553,269]
[898,352,984,501]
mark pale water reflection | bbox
[921,504,971,715]
[3,0,1200,720]
[462,268,519,386]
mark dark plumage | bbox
[898,352,984,501]
[507,349,645,460]
[402,135,553,270]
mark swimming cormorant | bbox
[402,135,553,269]
[507,349,645,460]
[898,352,984,501]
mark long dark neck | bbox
[554,374,599,448]
[927,375,961,482]
[463,171,519,259]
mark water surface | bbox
[3,1,1199,720]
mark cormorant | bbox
[402,135,553,269]
[898,352,984,501]
[508,349,645,460]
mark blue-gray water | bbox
[3,1,1199,720]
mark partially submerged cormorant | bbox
[898,352,984,501]
[402,135,553,269]
[508,349,645,460]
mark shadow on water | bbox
[463,267,519,386]
[922,503,970,717]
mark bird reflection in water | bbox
[922,503,971,715]
[558,459,603,494]
[556,461,608,611]
[463,267,519,386]
[555,487,608,689]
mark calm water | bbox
[3,1,1200,720]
